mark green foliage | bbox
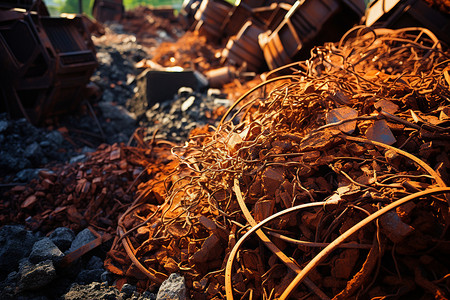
[48,0,184,17]
[45,0,64,15]
[60,0,95,14]
[123,0,183,10]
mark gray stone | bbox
[39,140,51,148]
[142,291,157,300]
[0,285,15,300]
[45,131,64,146]
[29,237,64,264]
[0,270,19,298]
[120,283,137,298]
[102,89,115,102]
[87,256,104,270]
[156,273,186,300]
[186,110,200,120]
[62,282,121,300]
[100,270,113,283]
[68,228,96,253]
[76,269,103,284]
[6,271,19,282]
[97,52,113,66]
[0,119,9,132]
[98,102,136,127]
[0,151,31,173]
[18,259,56,291]
[24,142,44,163]
[81,146,95,154]
[69,154,87,164]
[213,98,232,106]
[181,96,195,112]
[49,227,75,252]
[0,225,37,276]
[177,87,193,97]
[15,168,40,182]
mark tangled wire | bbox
[107,27,450,300]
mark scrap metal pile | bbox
[103,27,450,299]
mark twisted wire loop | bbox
[106,27,450,299]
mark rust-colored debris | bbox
[0,134,177,235]
[150,31,222,73]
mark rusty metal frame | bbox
[0,5,97,124]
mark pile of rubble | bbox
[0,114,78,182]
[0,224,158,299]
[120,5,184,49]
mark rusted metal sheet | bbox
[179,0,202,30]
[258,29,289,70]
[58,233,113,268]
[252,2,293,30]
[221,2,253,37]
[0,3,97,124]
[135,68,208,107]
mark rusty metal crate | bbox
[258,30,290,70]
[259,0,363,69]
[38,16,97,119]
[194,0,233,41]
[0,9,97,124]
[279,0,340,58]
[221,20,266,72]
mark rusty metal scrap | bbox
[0,2,97,124]
[102,27,450,299]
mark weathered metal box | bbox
[0,5,97,124]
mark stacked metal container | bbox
[259,0,365,69]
